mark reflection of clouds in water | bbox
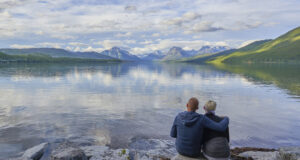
[0,63,300,157]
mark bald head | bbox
[187,97,199,111]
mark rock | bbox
[239,151,279,160]
[51,148,87,160]
[171,154,206,160]
[50,142,87,160]
[278,147,300,160]
[80,145,129,160]
[22,142,48,160]
[129,138,177,160]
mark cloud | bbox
[141,39,229,53]
[0,0,33,10]
[36,42,63,48]
[68,42,89,47]
[94,40,127,49]
[0,0,299,52]
[232,21,263,30]
[115,32,132,38]
[124,5,137,11]
[163,12,202,26]
[151,33,160,37]
[10,44,35,49]
[184,21,224,34]
[238,39,259,48]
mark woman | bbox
[202,100,230,160]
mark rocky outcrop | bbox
[81,145,129,160]
[278,147,300,160]
[50,142,88,160]
[13,139,300,160]
[22,142,48,160]
[129,138,177,160]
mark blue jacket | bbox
[170,111,229,157]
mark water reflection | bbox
[0,62,299,158]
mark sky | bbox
[0,0,299,55]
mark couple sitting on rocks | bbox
[170,97,230,160]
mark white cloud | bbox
[184,21,223,34]
[68,42,89,47]
[151,33,160,37]
[0,0,299,51]
[140,39,229,53]
[94,40,127,49]
[238,39,259,48]
[10,44,35,49]
[81,46,104,53]
[36,42,63,48]
[115,32,132,38]
[163,12,202,26]
[124,5,137,12]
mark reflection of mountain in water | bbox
[0,62,231,79]
[1,62,298,98]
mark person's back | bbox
[202,100,230,160]
[170,98,229,158]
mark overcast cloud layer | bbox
[0,0,299,54]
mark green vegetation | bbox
[209,27,300,64]
[179,49,237,63]
[0,52,121,63]
[213,63,300,96]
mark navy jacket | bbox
[170,111,229,157]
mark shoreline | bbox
[10,138,300,160]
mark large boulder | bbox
[129,138,177,160]
[50,142,87,160]
[278,147,300,160]
[22,142,48,160]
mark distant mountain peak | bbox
[100,47,139,61]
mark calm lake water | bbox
[0,62,299,158]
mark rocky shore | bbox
[9,138,300,160]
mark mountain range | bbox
[144,45,229,61]
[1,27,299,63]
[0,45,229,61]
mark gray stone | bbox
[80,145,129,160]
[51,142,87,160]
[239,151,279,160]
[51,147,87,160]
[130,138,177,160]
[22,142,48,160]
[278,147,300,160]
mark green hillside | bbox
[0,52,120,63]
[179,49,237,63]
[209,27,300,64]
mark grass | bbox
[209,26,300,64]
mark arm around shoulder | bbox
[203,116,229,132]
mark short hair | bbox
[188,97,199,111]
[204,100,216,111]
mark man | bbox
[202,100,230,160]
[170,97,229,159]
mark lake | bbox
[0,62,299,158]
